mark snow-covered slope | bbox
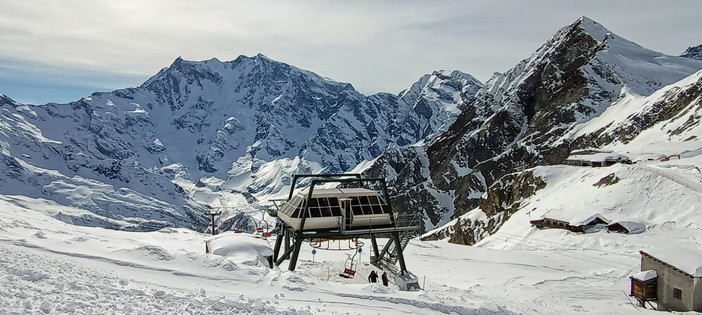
[0,189,673,314]
[422,65,702,244]
[565,68,702,147]
[443,152,702,246]
[4,167,695,314]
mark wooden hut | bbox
[630,270,658,308]
[564,149,631,167]
[607,221,646,234]
[530,212,609,233]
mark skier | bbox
[368,270,378,283]
[381,271,389,287]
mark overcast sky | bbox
[1,0,701,104]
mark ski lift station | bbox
[269,173,421,290]
[277,187,393,230]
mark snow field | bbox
[0,196,518,314]
[1,138,701,314]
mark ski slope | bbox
[2,131,700,314]
[0,183,685,314]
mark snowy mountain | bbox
[0,56,481,231]
[2,16,702,315]
[1,16,699,245]
[363,17,702,242]
[681,44,702,60]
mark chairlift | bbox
[310,238,364,250]
[339,250,360,279]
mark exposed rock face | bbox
[367,17,702,244]
[572,70,702,147]
[421,170,546,245]
[681,45,702,61]
[300,69,482,173]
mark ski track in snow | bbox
[0,243,284,315]
[0,233,513,315]
[637,163,702,193]
[0,238,235,282]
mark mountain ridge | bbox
[681,44,702,61]
[0,54,482,231]
[1,17,700,241]
[362,16,702,243]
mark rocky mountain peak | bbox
[430,70,482,94]
[681,45,702,61]
[143,54,355,99]
[0,93,18,107]
[571,16,611,42]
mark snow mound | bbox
[208,232,273,266]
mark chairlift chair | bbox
[339,251,360,278]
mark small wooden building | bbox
[637,249,702,311]
[530,217,570,229]
[630,270,657,308]
[530,213,609,233]
[607,221,646,234]
[564,149,631,167]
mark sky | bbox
[0,0,701,104]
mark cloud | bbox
[0,57,145,104]
[0,0,701,103]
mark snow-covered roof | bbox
[608,221,646,234]
[631,270,657,281]
[566,152,630,163]
[632,153,667,162]
[643,246,702,277]
[569,213,610,226]
[539,211,609,226]
[569,149,614,155]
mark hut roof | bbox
[537,211,610,226]
[608,221,646,234]
[642,246,702,277]
[569,213,610,226]
[566,152,630,163]
[631,270,657,281]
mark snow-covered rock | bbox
[681,44,702,61]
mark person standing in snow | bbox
[368,270,378,283]
[381,271,389,287]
